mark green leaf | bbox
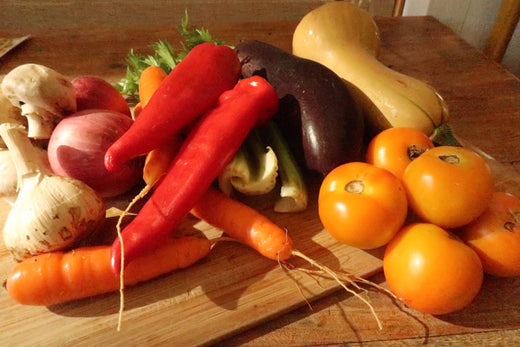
[150,40,178,70]
[115,10,227,98]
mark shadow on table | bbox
[436,275,520,329]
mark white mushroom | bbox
[0,145,50,201]
[0,79,26,199]
[0,81,25,147]
[0,148,17,199]
[1,64,76,139]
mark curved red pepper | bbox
[104,42,241,172]
[111,76,279,273]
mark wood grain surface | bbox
[1,2,520,345]
[1,179,384,346]
[221,15,520,346]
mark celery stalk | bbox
[265,121,308,213]
[218,129,278,196]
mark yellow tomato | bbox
[318,162,408,249]
[366,127,434,179]
[461,192,520,277]
[384,223,483,315]
[402,146,494,228]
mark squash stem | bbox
[429,123,462,147]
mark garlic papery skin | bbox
[0,123,105,261]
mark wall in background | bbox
[403,0,520,77]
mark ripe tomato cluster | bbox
[318,127,520,315]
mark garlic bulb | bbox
[0,123,105,261]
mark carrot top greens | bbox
[116,10,226,98]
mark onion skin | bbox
[71,76,131,117]
[48,109,143,198]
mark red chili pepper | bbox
[104,42,241,172]
[111,76,279,273]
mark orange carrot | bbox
[6,236,211,306]
[133,102,143,118]
[135,65,182,187]
[191,187,293,261]
[139,65,167,107]
[131,65,166,120]
[135,65,293,262]
[191,188,386,329]
[143,135,183,186]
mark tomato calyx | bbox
[407,145,426,161]
[438,154,460,164]
[345,179,364,194]
[504,211,520,231]
[504,221,516,231]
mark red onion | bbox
[71,76,132,117]
[48,109,143,198]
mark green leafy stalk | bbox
[116,9,226,97]
[265,121,308,213]
[177,11,225,60]
[218,129,279,196]
[116,11,307,212]
[219,122,308,213]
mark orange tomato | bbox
[460,192,520,277]
[318,162,408,249]
[384,223,483,315]
[402,146,494,229]
[366,127,434,179]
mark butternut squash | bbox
[292,2,449,136]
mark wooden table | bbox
[2,2,520,345]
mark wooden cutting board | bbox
[3,153,519,347]
[0,176,385,346]
[2,8,520,345]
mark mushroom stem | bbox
[1,64,77,140]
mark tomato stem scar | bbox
[438,154,460,164]
[346,180,364,194]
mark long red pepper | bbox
[111,76,279,273]
[104,42,241,172]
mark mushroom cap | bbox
[1,63,76,116]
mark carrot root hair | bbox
[114,178,388,331]
[214,233,389,330]
[114,183,154,331]
[286,249,391,331]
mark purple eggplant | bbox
[235,40,364,175]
